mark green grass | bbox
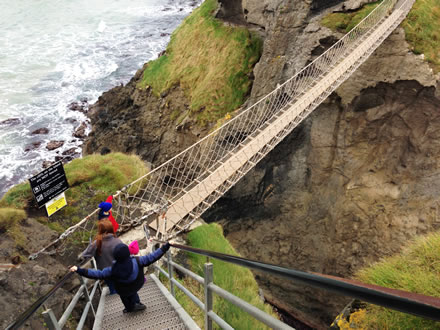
[321,1,382,33]
[164,223,278,329]
[0,208,26,231]
[139,0,262,125]
[0,208,27,247]
[0,153,149,231]
[322,0,440,72]
[352,232,440,329]
[402,0,440,72]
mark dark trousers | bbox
[105,279,116,295]
[120,292,140,311]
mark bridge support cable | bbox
[28,0,415,259]
[170,243,440,321]
[116,0,414,237]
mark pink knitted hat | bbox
[128,240,139,255]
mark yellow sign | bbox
[45,192,67,217]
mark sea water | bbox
[0,0,200,197]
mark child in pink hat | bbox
[128,240,139,255]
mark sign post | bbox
[29,162,69,216]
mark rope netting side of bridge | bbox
[30,0,414,259]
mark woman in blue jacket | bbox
[71,242,170,313]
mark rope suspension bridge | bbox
[9,0,440,329]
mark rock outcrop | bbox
[83,64,205,166]
[203,2,440,328]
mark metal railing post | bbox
[167,251,175,297]
[204,263,213,330]
[42,309,61,330]
[79,277,95,317]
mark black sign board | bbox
[29,162,69,208]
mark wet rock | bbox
[68,100,89,113]
[73,122,87,139]
[46,141,64,150]
[62,147,78,156]
[0,118,20,126]
[65,117,78,124]
[42,160,54,168]
[160,32,170,37]
[24,142,42,152]
[31,128,49,135]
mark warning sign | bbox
[29,162,69,208]
[45,192,67,217]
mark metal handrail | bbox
[167,243,440,321]
[155,254,292,329]
[5,258,95,330]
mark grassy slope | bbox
[161,224,278,329]
[340,232,440,329]
[401,0,440,71]
[0,153,148,243]
[139,0,262,125]
[321,1,382,33]
[321,0,440,72]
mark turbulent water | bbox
[0,0,200,198]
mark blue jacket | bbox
[76,244,169,290]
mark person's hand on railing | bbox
[161,242,171,253]
[70,266,78,272]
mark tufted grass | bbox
[0,153,148,230]
[351,232,440,329]
[322,0,440,72]
[161,223,278,329]
[0,208,27,247]
[139,0,262,125]
[321,1,382,33]
[401,0,440,72]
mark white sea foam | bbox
[0,0,202,197]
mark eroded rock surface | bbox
[203,1,440,328]
[83,64,205,166]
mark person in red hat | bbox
[98,195,118,233]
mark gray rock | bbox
[0,118,20,126]
[73,122,87,139]
[46,141,64,150]
[31,128,49,135]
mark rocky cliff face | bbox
[204,2,440,329]
[84,64,207,166]
[84,0,440,328]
